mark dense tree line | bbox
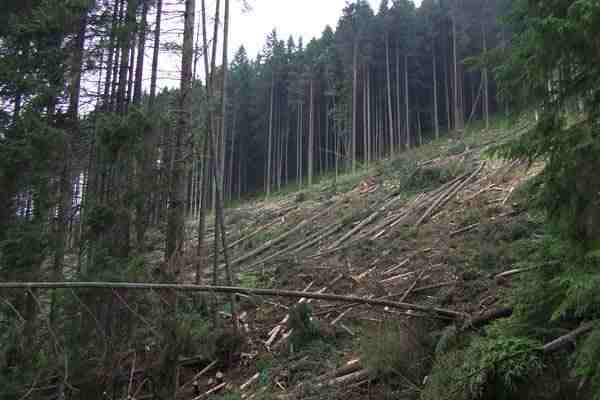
[223,0,510,198]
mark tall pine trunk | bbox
[432,41,440,139]
[308,80,314,186]
[385,34,394,155]
[352,40,358,173]
[404,54,410,149]
[482,20,489,130]
[133,0,147,105]
[452,12,464,131]
[266,77,274,196]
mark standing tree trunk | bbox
[149,0,162,109]
[432,41,440,139]
[266,77,274,196]
[297,102,303,189]
[482,19,489,130]
[52,6,87,323]
[167,0,195,267]
[404,54,411,149]
[133,0,148,105]
[385,34,394,156]
[452,12,464,131]
[102,0,120,110]
[215,0,237,328]
[443,30,451,130]
[351,40,358,173]
[136,0,162,247]
[366,68,371,164]
[308,80,314,186]
[362,68,367,167]
[116,0,135,114]
[396,48,402,150]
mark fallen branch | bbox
[495,266,540,280]
[398,269,427,303]
[0,282,466,319]
[381,281,457,300]
[464,184,495,202]
[543,323,595,354]
[191,382,226,400]
[240,373,260,391]
[450,223,480,237]
[383,258,410,275]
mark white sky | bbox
[232,0,421,58]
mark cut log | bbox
[328,211,380,250]
[416,164,485,227]
[177,360,218,394]
[229,200,342,268]
[325,369,370,386]
[543,323,595,354]
[240,373,260,391]
[468,307,513,329]
[191,382,226,400]
[398,269,427,303]
[266,282,314,348]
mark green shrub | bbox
[362,321,432,391]
[424,327,543,400]
[476,243,505,273]
[288,303,322,351]
[402,164,464,193]
[447,142,467,156]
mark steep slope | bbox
[177,117,541,399]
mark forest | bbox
[1,0,600,399]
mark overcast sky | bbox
[230,0,421,58]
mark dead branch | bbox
[399,269,427,303]
[0,282,467,319]
[416,164,485,227]
[450,223,480,237]
[383,258,410,275]
[495,266,540,280]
